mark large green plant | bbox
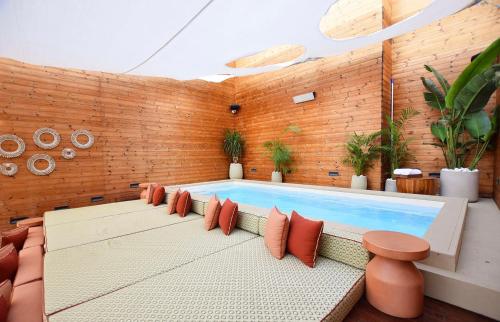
[263,125,301,174]
[223,129,244,163]
[421,38,500,170]
[381,107,419,178]
[342,132,381,176]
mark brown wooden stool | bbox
[362,230,430,318]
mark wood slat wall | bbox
[0,59,234,230]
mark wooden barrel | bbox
[396,178,438,195]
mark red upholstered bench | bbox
[16,217,44,229]
[1,279,44,322]
[13,246,43,287]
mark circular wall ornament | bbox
[0,134,25,158]
[0,162,18,176]
[71,129,94,149]
[33,128,61,150]
[27,154,56,176]
[61,148,76,160]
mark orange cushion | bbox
[22,234,44,250]
[16,218,43,229]
[166,189,180,215]
[204,195,221,231]
[27,227,43,236]
[0,244,18,282]
[286,211,324,268]
[176,191,192,217]
[1,228,28,252]
[7,280,43,322]
[0,280,11,322]
[145,183,159,204]
[218,199,238,236]
[264,207,290,260]
[13,247,43,287]
[152,186,166,206]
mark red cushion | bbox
[152,186,166,206]
[7,280,43,322]
[13,247,43,287]
[218,199,238,236]
[0,279,12,322]
[166,189,180,215]
[22,234,44,250]
[1,228,28,252]
[146,183,159,204]
[27,227,43,236]
[204,195,221,231]
[0,296,7,322]
[176,191,192,217]
[0,244,18,282]
[286,211,324,268]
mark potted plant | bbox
[421,38,499,202]
[223,129,244,179]
[342,131,381,189]
[263,125,301,182]
[380,107,419,192]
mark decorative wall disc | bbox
[71,129,94,149]
[0,134,25,158]
[0,162,18,176]
[27,154,56,176]
[33,128,61,150]
[61,148,76,160]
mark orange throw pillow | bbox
[146,183,159,204]
[204,195,221,231]
[152,186,166,206]
[286,211,324,268]
[0,244,18,282]
[264,207,290,259]
[176,191,192,217]
[166,189,180,215]
[218,199,238,236]
[1,227,28,251]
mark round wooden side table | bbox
[362,231,430,318]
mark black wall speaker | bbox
[230,104,240,114]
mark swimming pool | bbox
[184,181,443,237]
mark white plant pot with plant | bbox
[421,38,499,202]
[343,132,381,190]
[263,125,301,183]
[223,129,244,180]
[381,107,420,193]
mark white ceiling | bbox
[0,0,475,81]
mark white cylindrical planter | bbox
[351,175,367,190]
[271,171,282,183]
[385,178,398,192]
[229,163,243,179]
[440,169,479,202]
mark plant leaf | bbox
[430,122,447,142]
[446,38,500,108]
[454,65,499,113]
[421,77,445,110]
[464,111,491,139]
[424,65,450,94]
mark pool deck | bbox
[173,179,467,271]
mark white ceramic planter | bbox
[351,175,367,190]
[385,178,398,192]
[440,169,479,202]
[229,163,243,179]
[271,171,282,183]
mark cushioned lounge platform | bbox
[48,237,364,322]
[44,200,164,227]
[8,280,44,322]
[45,206,191,252]
[44,217,257,315]
[23,227,45,249]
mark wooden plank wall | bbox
[391,2,500,196]
[0,59,234,230]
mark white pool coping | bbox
[167,179,467,272]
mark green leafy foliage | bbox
[223,129,244,163]
[263,125,301,175]
[342,131,381,176]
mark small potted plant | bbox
[380,107,419,192]
[223,129,244,179]
[421,38,499,202]
[263,125,301,182]
[342,131,381,189]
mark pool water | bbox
[184,182,441,237]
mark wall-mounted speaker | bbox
[230,104,240,114]
[292,92,316,104]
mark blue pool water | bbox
[185,182,441,237]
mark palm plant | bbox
[380,107,419,178]
[263,125,301,175]
[223,129,244,163]
[342,132,381,176]
[421,38,499,170]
